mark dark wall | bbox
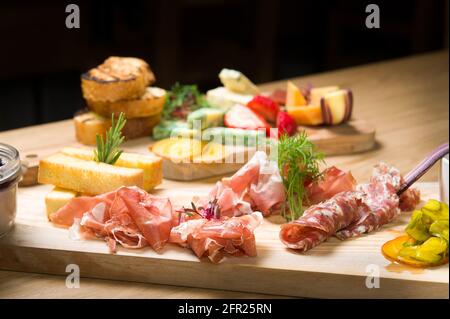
[0,0,448,131]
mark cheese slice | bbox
[45,187,79,220]
[206,87,254,111]
[219,68,260,95]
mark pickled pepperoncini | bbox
[382,199,449,268]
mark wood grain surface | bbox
[0,50,448,298]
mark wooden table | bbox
[0,50,448,299]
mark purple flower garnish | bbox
[180,198,221,221]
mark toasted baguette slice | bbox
[45,187,79,220]
[81,57,155,102]
[38,153,144,195]
[61,147,163,191]
[86,87,166,119]
[74,111,161,146]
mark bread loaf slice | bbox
[61,147,163,191]
[86,87,166,119]
[74,111,161,146]
[38,153,144,195]
[81,57,155,102]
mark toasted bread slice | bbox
[61,147,163,191]
[86,87,166,119]
[74,111,161,146]
[45,187,79,220]
[38,153,144,195]
[81,57,155,102]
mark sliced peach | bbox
[286,81,307,106]
[286,104,323,126]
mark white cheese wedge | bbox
[219,69,260,95]
[45,187,79,220]
[206,87,254,111]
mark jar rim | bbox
[0,143,21,184]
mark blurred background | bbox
[0,0,448,131]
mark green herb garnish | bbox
[277,132,324,222]
[162,82,209,120]
[94,112,126,165]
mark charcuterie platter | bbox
[0,56,448,299]
[0,182,447,298]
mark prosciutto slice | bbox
[198,151,285,217]
[50,186,176,253]
[170,212,263,263]
[280,162,420,251]
[305,166,357,205]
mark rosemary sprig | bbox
[94,112,126,165]
[277,132,324,222]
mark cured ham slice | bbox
[305,166,356,205]
[199,151,285,217]
[170,212,263,263]
[280,162,420,251]
[280,191,361,251]
[50,186,176,253]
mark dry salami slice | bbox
[399,188,421,212]
[280,162,420,251]
[335,163,403,239]
[334,181,399,239]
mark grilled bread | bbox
[38,153,144,195]
[61,147,163,191]
[86,87,166,119]
[74,111,161,146]
[45,187,79,219]
[81,57,155,102]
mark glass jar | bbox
[0,143,21,238]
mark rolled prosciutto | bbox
[305,166,357,205]
[196,151,286,217]
[280,162,420,251]
[50,186,176,253]
[170,211,263,263]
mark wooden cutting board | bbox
[303,118,376,156]
[0,182,447,298]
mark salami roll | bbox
[334,181,399,239]
[280,191,361,251]
[280,162,421,251]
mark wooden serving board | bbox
[0,182,447,298]
[17,118,375,183]
[160,144,259,181]
[302,118,376,156]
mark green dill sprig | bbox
[277,132,325,222]
[94,112,126,165]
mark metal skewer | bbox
[397,142,449,196]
